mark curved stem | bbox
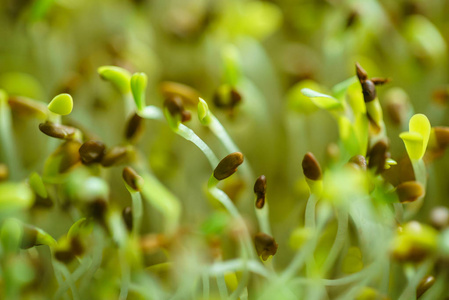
[208,176,257,260]
[206,112,272,236]
[321,205,348,275]
[304,193,318,276]
[176,124,219,168]
[131,191,143,236]
[398,261,431,300]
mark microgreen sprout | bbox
[3,4,449,299]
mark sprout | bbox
[47,93,73,116]
[20,223,56,249]
[400,114,431,161]
[130,72,148,111]
[122,166,144,192]
[98,66,131,94]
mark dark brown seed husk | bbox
[122,166,143,192]
[256,198,265,209]
[54,250,75,263]
[125,113,143,141]
[101,146,128,167]
[416,275,435,299]
[79,140,106,164]
[20,225,38,249]
[348,155,367,170]
[88,198,108,221]
[70,237,84,256]
[213,152,244,180]
[254,175,267,195]
[0,164,8,182]
[371,77,391,86]
[254,232,278,261]
[160,81,200,107]
[355,62,368,82]
[39,122,77,140]
[302,152,322,181]
[213,87,242,110]
[396,181,424,203]
[164,96,185,118]
[122,206,133,231]
[367,141,388,174]
[434,127,449,150]
[254,175,267,209]
[181,110,192,122]
[362,80,377,103]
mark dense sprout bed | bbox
[1,1,449,299]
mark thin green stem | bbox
[0,99,21,179]
[405,159,427,219]
[321,205,348,275]
[398,261,432,300]
[304,193,318,276]
[132,150,181,236]
[119,248,131,300]
[79,226,104,292]
[216,272,229,299]
[131,191,143,236]
[202,273,210,299]
[208,176,257,260]
[53,257,91,300]
[52,260,79,300]
[176,124,219,168]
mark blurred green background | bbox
[1,0,449,298]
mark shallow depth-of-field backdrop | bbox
[1,0,449,299]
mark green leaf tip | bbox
[197,98,211,125]
[400,113,431,161]
[301,88,343,110]
[29,172,48,199]
[98,66,131,94]
[48,93,73,115]
[131,72,148,111]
